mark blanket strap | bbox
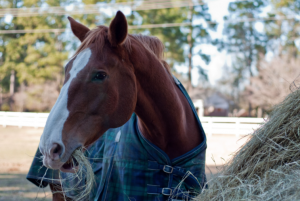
[147,161,200,196]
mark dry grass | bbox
[197,88,300,200]
[0,173,51,201]
[0,127,51,201]
[0,127,43,173]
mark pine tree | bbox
[0,0,69,111]
[265,0,300,58]
[221,0,268,116]
[132,1,216,91]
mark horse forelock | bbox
[73,26,108,58]
[72,26,170,74]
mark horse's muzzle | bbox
[40,143,65,170]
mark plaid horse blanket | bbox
[27,77,207,201]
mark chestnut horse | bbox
[36,11,206,200]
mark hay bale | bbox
[198,88,300,200]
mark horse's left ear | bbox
[68,16,90,42]
[108,11,128,46]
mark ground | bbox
[0,127,51,201]
[0,173,51,201]
[0,126,250,200]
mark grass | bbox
[0,173,51,201]
[0,126,51,201]
[0,127,43,173]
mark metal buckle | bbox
[163,165,173,174]
[162,188,172,196]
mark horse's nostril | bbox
[53,145,60,154]
[50,143,63,160]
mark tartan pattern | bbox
[27,76,207,201]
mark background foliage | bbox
[1,0,300,116]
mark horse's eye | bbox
[92,72,107,81]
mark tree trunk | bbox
[0,84,2,109]
[248,21,254,117]
[20,82,25,112]
[9,70,15,111]
[10,70,15,96]
[257,107,262,118]
[187,33,192,93]
[187,4,194,93]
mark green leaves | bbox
[0,0,69,87]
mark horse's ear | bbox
[108,11,128,46]
[68,17,90,42]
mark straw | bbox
[197,87,300,200]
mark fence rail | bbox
[200,117,265,136]
[0,112,49,128]
[0,112,266,136]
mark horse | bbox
[29,11,207,201]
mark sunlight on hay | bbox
[197,87,300,200]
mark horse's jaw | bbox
[42,150,80,173]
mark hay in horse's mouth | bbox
[58,148,95,200]
[61,156,79,172]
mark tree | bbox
[265,0,300,58]
[247,55,300,113]
[221,0,268,116]
[0,0,216,111]
[133,0,216,91]
[0,0,69,111]
[244,0,300,115]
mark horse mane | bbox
[73,26,171,74]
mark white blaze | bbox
[39,48,92,153]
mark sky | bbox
[195,0,274,86]
[189,0,232,86]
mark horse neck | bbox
[131,46,203,159]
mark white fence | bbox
[201,117,265,136]
[0,112,265,136]
[0,112,49,128]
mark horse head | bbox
[39,11,138,172]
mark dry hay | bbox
[50,148,95,201]
[197,88,300,200]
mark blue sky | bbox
[195,0,274,86]
[189,0,231,86]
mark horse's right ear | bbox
[68,17,90,42]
